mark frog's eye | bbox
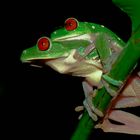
[37,37,50,51]
[64,18,78,31]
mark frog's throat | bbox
[46,49,103,86]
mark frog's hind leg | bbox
[114,71,140,108]
[95,110,140,135]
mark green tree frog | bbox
[21,17,140,135]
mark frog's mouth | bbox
[22,59,48,68]
[22,57,67,68]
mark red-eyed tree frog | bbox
[21,17,140,135]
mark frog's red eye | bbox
[37,37,50,51]
[64,18,78,31]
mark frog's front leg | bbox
[82,81,104,121]
[102,74,123,97]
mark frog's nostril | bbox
[23,50,27,54]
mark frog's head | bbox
[50,18,102,59]
[20,37,70,65]
[51,17,95,42]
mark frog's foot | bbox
[102,74,123,97]
[75,106,84,112]
[82,81,104,121]
[95,110,140,135]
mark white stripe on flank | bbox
[53,34,91,42]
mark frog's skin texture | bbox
[21,17,140,135]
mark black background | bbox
[1,0,140,139]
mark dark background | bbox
[1,0,140,139]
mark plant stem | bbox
[71,111,94,140]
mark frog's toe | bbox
[83,100,98,121]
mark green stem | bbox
[71,111,94,140]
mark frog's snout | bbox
[20,50,29,63]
